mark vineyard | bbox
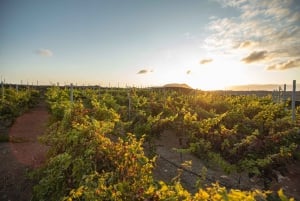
[1,85,299,200]
[0,86,40,141]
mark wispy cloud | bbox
[266,59,300,70]
[215,0,247,8]
[205,0,300,70]
[238,40,254,48]
[137,69,154,74]
[200,58,213,64]
[36,48,53,57]
[241,51,268,63]
[137,69,148,74]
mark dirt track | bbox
[152,130,264,192]
[0,102,49,201]
[152,130,300,200]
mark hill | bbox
[162,83,192,89]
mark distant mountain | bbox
[227,83,300,91]
[162,83,193,89]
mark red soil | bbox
[0,102,49,201]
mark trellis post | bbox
[283,84,286,102]
[98,84,101,97]
[278,86,281,103]
[70,83,74,103]
[292,80,296,122]
[1,80,4,101]
[128,91,131,120]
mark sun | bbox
[188,60,246,90]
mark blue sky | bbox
[0,0,299,89]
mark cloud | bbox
[242,51,268,63]
[266,59,300,70]
[200,58,213,64]
[137,69,148,74]
[205,0,300,69]
[137,69,154,74]
[214,0,248,8]
[186,70,191,74]
[36,48,53,57]
[238,41,253,48]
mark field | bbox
[1,85,299,200]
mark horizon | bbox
[1,0,300,90]
[1,81,299,92]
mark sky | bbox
[0,0,300,90]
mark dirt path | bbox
[152,130,264,192]
[152,130,300,200]
[0,102,49,201]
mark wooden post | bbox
[283,84,286,102]
[98,84,101,98]
[278,86,281,103]
[128,91,131,120]
[163,88,166,107]
[70,83,74,103]
[292,80,296,122]
[272,90,276,102]
[1,81,4,101]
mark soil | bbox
[269,160,300,200]
[0,102,49,201]
[152,130,300,200]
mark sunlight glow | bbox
[189,59,246,90]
